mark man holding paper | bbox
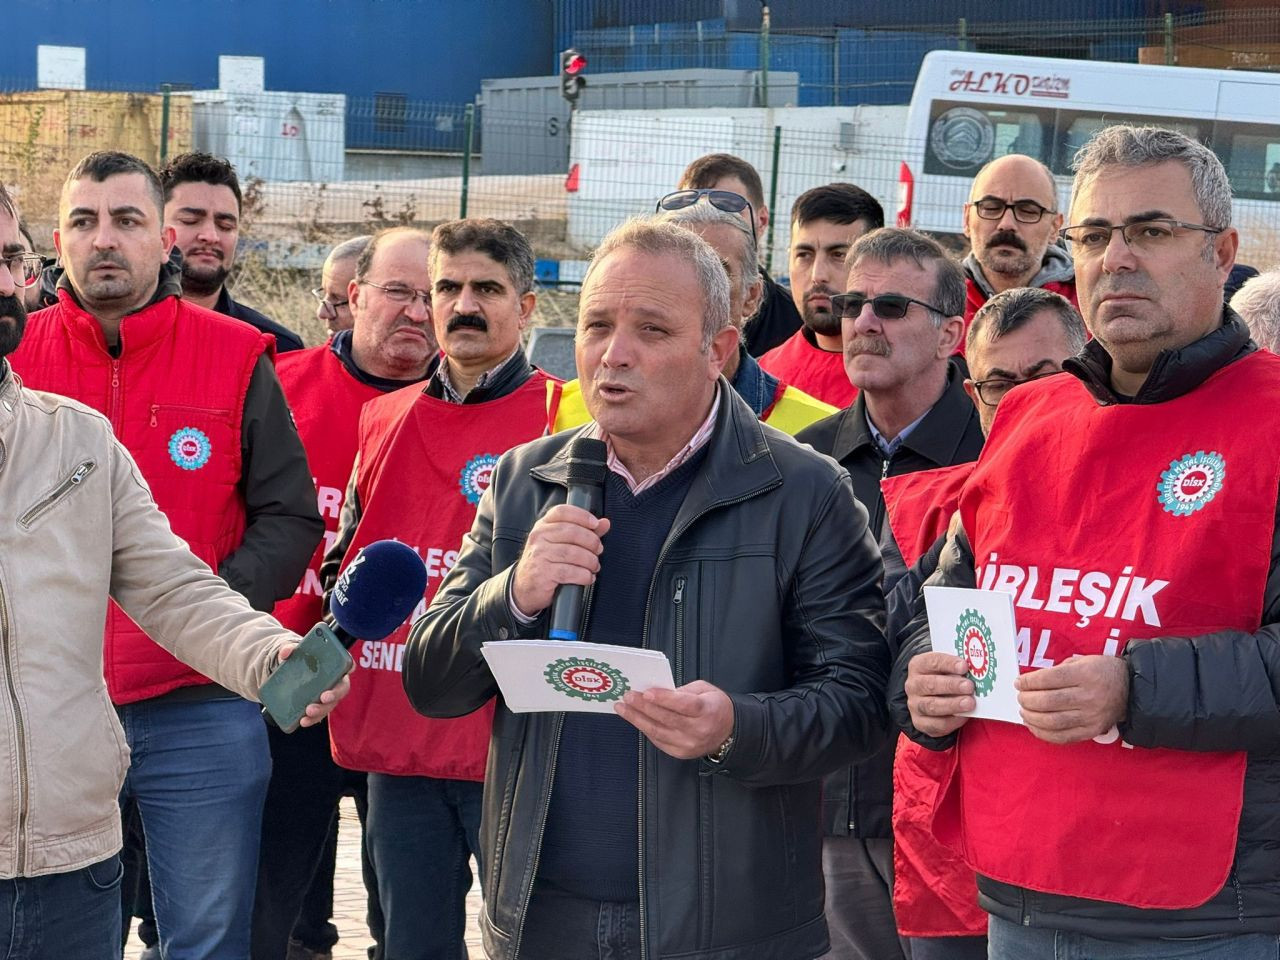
[892,125,1280,959]
[405,218,890,960]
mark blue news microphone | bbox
[332,539,429,642]
[548,437,608,641]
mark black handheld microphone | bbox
[331,539,429,644]
[548,437,608,641]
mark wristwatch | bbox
[706,734,735,764]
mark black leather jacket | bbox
[890,313,1280,938]
[404,383,891,960]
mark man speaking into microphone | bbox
[405,218,890,960]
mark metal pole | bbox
[957,18,968,53]
[460,102,475,219]
[759,3,771,108]
[159,83,172,165]
[1164,12,1175,66]
[766,124,781,274]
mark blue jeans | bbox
[0,855,121,959]
[365,773,483,960]
[118,695,271,960]
[520,882,642,960]
[989,915,1280,959]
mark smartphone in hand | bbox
[259,624,353,733]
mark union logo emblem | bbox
[459,454,500,505]
[543,656,629,703]
[954,608,997,697]
[168,427,212,471]
[1157,450,1225,517]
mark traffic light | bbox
[560,48,587,105]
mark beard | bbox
[180,258,230,297]
[0,293,29,358]
[980,229,1036,278]
[800,285,841,337]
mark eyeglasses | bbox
[2,254,43,289]
[969,197,1056,224]
[831,292,948,321]
[656,189,758,244]
[971,369,1061,406]
[359,280,431,308]
[310,287,349,320]
[1059,219,1223,257]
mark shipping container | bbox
[192,89,345,183]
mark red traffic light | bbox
[566,54,587,75]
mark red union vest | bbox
[960,277,1079,355]
[328,372,561,779]
[938,351,1280,909]
[272,343,388,633]
[757,329,857,409]
[882,462,987,937]
[11,290,269,703]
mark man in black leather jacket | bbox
[403,218,890,960]
[894,125,1280,958]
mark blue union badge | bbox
[1157,450,1225,517]
[459,454,500,505]
[168,427,212,471]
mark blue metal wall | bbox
[19,0,553,148]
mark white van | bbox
[898,51,1280,264]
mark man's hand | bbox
[905,652,975,738]
[277,643,353,728]
[511,505,612,616]
[615,680,734,760]
[1016,655,1128,745]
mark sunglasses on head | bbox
[656,189,758,243]
[830,292,947,321]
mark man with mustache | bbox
[759,183,884,408]
[9,150,323,959]
[161,152,305,352]
[795,227,983,960]
[961,154,1076,327]
[895,125,1280,959]
[320,219,561,960]
[252,226,437,960]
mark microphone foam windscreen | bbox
[331,539,428,641]
[565,437,608,487]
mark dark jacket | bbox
[214,286,305,353]
[796,359,983,839]
[743,268,802,357]
[890,311,1280,937]
[403,381,890,960]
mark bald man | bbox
[961,154,1077,326]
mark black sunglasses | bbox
[831,292,948,321]
[656,189,758,244]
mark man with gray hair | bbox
[894,125,1280,959]
[403,218,890,960]
[1231,269,1280,353]
[312,234,372,334]
[796,226,983,960]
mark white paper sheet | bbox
[924,586,1024,725]
[481,640,675,714]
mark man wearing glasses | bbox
[795,228,983,960]
[160,152,305,352]
[961,154,1077,327]
[10,150,322,958]
[311,235,371,336]
[670,152,802,356]
[321,219,562,960]
[253,227,436,960]
[895,125,1280,959]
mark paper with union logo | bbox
[481,640,675,714]
[923,586,1024,725]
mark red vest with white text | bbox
[273,342,388,633]
[938,352,1280,909]
[10,290,270,703]
[328,372,561,779]
[881,463,987,938]
[757,329,857,408]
